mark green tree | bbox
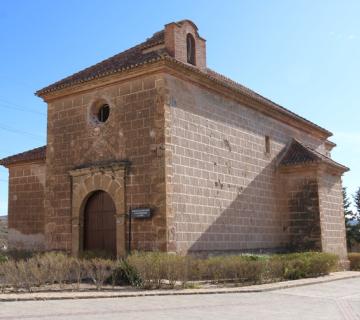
[354,187,360,218]
[343,187,354,224]
[343,187,360,250]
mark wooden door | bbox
[84,191,116,256]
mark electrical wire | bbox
[0,123,45,141]
[0,97,46,115]
[0,103,46,116]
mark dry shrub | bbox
[84,258,116,290]
[4,249,35,261]
[126,253,266,288]
[161,254,189,288]
[0,252,116,291]
[348,253,360,271]
[264,258,284,281]
[0,260,21,291]
[127,252,164,289]
[198,256,264,284]
[201,256,228,282]
[112,259,142,287]
[68,257,87,289]
[231,257,264,284]
[0,252,75,291]
[0,251,341,292]
[35,252,72,287]
[126,252,196,289]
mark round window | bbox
[97,104,110,123]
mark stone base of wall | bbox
[188,247,289,258]
[8,228,45,251]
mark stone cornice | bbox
[4,159,46,169]
[161,59,331,139]
[39,57,331,140]
[38,59,168,102]
[278,161,347,176]
[69,161,130,178]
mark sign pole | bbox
[128,207,132,254]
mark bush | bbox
[349,253,360,271]
[127,252,165,289]
[0,251,340,292]
[83,258,116,290]
[111,259,142,287]
[126,253,267,288]
[270,252,338,280]
[196,255,265,284]
[4,249,35,261]
[0,252,7,263]
[126,252,198,289]
[161,254,190,288]
[38,252,72,287]
[0,252,73,292]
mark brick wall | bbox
[7,162,45,250]
[45,74,167,252]
[164,74,327,254]
[165,21,206,71]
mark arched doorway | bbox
[83,190,116,256]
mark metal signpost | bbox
[127,208,152,254]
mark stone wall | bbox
[164,74,327,254]
[318,171,348,260]
[7,161,45,250]
[281,172,322,251]
[45,74,167,252]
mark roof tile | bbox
[35,21,331,137]
[279,139,348,172]
[0,146,46,167]
[36,31,166,96]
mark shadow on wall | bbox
[165,75,332,255]
[187,158,290,254]
[186,156,332,255]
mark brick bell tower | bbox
[164,20,207,71]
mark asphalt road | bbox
[0,277,359,320]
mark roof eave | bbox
[36,56,332,139]
[0,158,46,168]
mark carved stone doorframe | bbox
[69,161,129,258]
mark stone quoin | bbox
[0,20,349,264]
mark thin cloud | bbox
[329,32,358,41]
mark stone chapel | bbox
[0,20,349,263]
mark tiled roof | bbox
[279,139,348,172]
[205,69,331,136]
[35,20,331,137]
[0,146,46,167]
[35,30,166,96]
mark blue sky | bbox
[0,0,359,214]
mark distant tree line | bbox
[343,187,360,251]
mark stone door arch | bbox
[69,162,129,258]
